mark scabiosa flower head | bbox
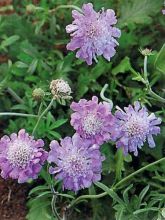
[0,129,48,183]
[48,134,104,191]
[50,79,72,100]
[70,96,115,145]
[114,101,161,156]
[66,3,121,65]
[162,9,165,14]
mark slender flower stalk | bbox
[100,84,113,110]
[32,99,54,136]
[143,55,165,103]
[0,112,41,118]
[50,5,82,13]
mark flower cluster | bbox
[0,129,48,183]
[0,3,162,194]
[66,3,121,65]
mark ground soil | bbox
[0,177,28,220]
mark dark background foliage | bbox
[0,0,165,219]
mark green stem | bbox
[38,102,43,116]
[7,87,24,104]
[32,99,54,136]
[143,56,165,103]
[51,195,61,220]
[114,157,165,189]
[50,5,82,13]
[69,192,107,208]
[143,56,149,85]
[69,157,165,208]
[0,112,40,118]
[100,84,113,110]
[148,88,165,104]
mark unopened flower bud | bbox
[140,48,153,56]
[32,88,45,101]
[50,79,72,100]
[26,4,36,13]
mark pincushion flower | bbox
[114,102,161,156]
[70,96,116,145]
[0,129,48,183]
[66,3,121,65]
[48,134,104,191]
[50,79,72,100]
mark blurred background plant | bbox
[0,0,165,220]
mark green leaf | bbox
[26,197,52,220]
[29,185,50,196]
[139,185,150,203]
[161,208,165,218]
[27,59,38,74]
[1,35,20,48]
[154,44,165,74]
[49,131,61,139]
[50,118,68,129]
[57,193,75,199]
[123,184,133,204]
[112,57,132,75]
[119,0,162,27]
[15,61,29,68]
[95,182,126,207]
[114,148,124,181]
[133,207,159,215]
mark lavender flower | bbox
[48,134,104,191]
[70,96,116,145]
[114,102,161,156]
[0,129,48,183]
[162,9,165,14]
[66,3,121,65]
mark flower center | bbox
[63,154,89,177]
[7,141,33,168]
[82,113,103,136]
[125,116,149,138]
[56,81,71,94]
